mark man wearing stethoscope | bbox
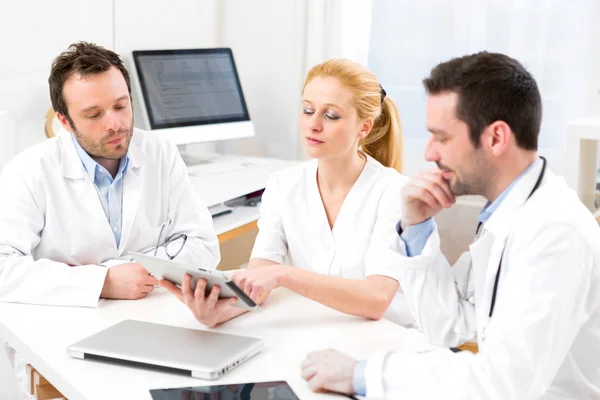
[302,52,600,399]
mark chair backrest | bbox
[436,197,484,265]
[45,108,60,138]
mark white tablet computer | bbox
[130,252,260,311]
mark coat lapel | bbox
[470,159,548,336]
[469,230,506,330]
[59,132,113,240]
[118,136,147,254]
[330,157,373,236]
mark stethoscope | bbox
[472,157,547,320]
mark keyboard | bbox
[187,159,276,177]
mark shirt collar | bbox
[71,133,129,183]
[478,157,542,224]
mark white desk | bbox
[212,206,261,236]
[187,155,298,209]
[186,155,299,242]
[0,288,432,400]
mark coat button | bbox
[325,245,331,251]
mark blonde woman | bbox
[162,59,414,327]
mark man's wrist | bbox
[400,218,429,230]
[397,218,435,257]
[397,219,421,235]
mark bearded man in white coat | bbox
[0,42,219,398]
[302,52,600,399]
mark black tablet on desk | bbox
[149,381,299,400]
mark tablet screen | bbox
[150,380,299,400]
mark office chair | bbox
[44,107,59,138]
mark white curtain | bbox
[368,0,599,176]
[0,111,15,172]
[298,0,374,158]
[303,0,373,70]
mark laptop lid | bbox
[67,320,264,380]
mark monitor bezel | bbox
[131,48,251,130]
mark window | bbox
[368,0,599,176]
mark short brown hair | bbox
[49,42,132,125]
[423,52,541,150]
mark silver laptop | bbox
[67,320,264,380]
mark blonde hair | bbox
[303,59,403,171]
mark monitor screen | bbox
[132,48,250,130]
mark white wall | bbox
[114,0,222,155]
[218,0,307,160]
[0,1,113,172]
[114,0,219,53]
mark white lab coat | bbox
[364,161,600,399]
[250,154,414,326]
[0,128,219,307]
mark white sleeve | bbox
[157,142,220,270]
[362,172,476,342]
[0,162,107,307]
[363,175,406,281]
[395,227,477,347]
[366,225,594,399]
[250,176,288,264]
[362,176,416,326]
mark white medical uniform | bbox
[0,128,219,307]
[0,128,220,399]
[363,161,600,399]
[250,154,413,326]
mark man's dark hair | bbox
[49,42,132,127]
[423,52,541,150]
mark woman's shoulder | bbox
[364,155,410,188]
[266,159,316,192]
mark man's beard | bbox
[437,155,489,197]
[73,122,134,161]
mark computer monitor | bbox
[130,48,254,145]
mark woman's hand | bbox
[160,274,237,328]
[232,265,291,303]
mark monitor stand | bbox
[178,145,223,166]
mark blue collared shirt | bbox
[352,158,542,396]
[72,134,129,247]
